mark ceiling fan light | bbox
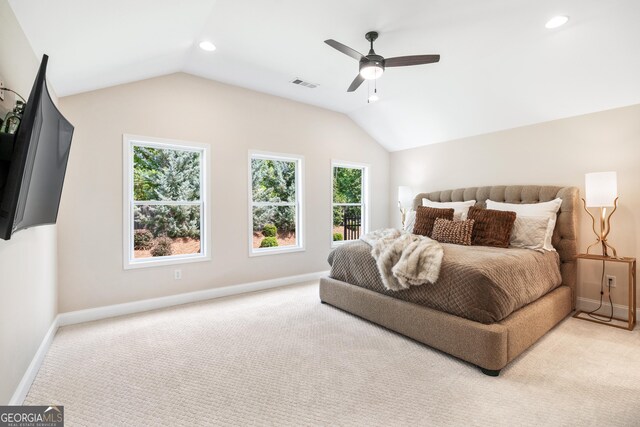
[360,64,384,80]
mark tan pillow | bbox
[467,206,516,248]
[431,218,474,246]
[413,206,454,236]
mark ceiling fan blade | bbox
[325,39,364,61]
[385,54,440,67]
[347,74,365,92]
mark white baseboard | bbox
[10,270,328,405]
[58,270,329,327]
[576,296,635,320]
[9,316,59,405]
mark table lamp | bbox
[583,171,619,257]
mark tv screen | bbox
[0,55,74,240]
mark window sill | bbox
[124,254,210,270]
[249,246,305,257]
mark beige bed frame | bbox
[320,185,579,375]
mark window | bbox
[331,161,368,246]
[123,135,209,269]
[249,151,304,255]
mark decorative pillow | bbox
[486,198,562,251]
[509,216,551,251]
[467,206,516,248]
[404,210,416,233]
[431,218,474,246]
[413,206,454,236]
[422,199,477,220]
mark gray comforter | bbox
[328,241,562,324]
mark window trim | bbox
[248,150,305,257]
[330,160,369,248]
[122,134,211,270]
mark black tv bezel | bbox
[0,55,48,240]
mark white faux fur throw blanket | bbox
[360,229,444,291]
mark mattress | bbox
[328,240,562,324]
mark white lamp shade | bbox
[398,186,414,209]
[585,171,617,207]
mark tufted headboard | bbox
[413,185,579,308]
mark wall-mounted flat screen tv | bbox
[0,55,74,240]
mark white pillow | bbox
[421,199,476,220]
[486,198,562,251]
[404,210,416,233]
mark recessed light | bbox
[199,41,217,52]
[545,15,569,29]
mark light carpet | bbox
[25,282,640,426]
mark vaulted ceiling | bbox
[9,0,640,151]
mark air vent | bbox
[290,78,318,89]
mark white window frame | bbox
[248,150,304,257]
[331,160,369,248]
[123,134,210,269]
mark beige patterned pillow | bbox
[431,218,474,246]
[510,216,550,251]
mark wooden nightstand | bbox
[573,253,636,330]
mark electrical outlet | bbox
[0,76,5,102]
[174,269,182,280]
[606,275,616,288]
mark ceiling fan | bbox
[325,31,440,92]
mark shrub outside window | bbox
[332,161,368,247]
[249,151,304,256]
[123,135,209,269]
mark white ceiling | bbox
[9,0,640,151]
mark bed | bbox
[319,185,579,376]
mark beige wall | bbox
[0,2,58,404]
[58,73,389,312]
[390,104,640,308]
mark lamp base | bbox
[585,237,618,258]
[398,202,407,230]
[582,197,619,258]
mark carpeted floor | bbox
[25,282,640,426]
